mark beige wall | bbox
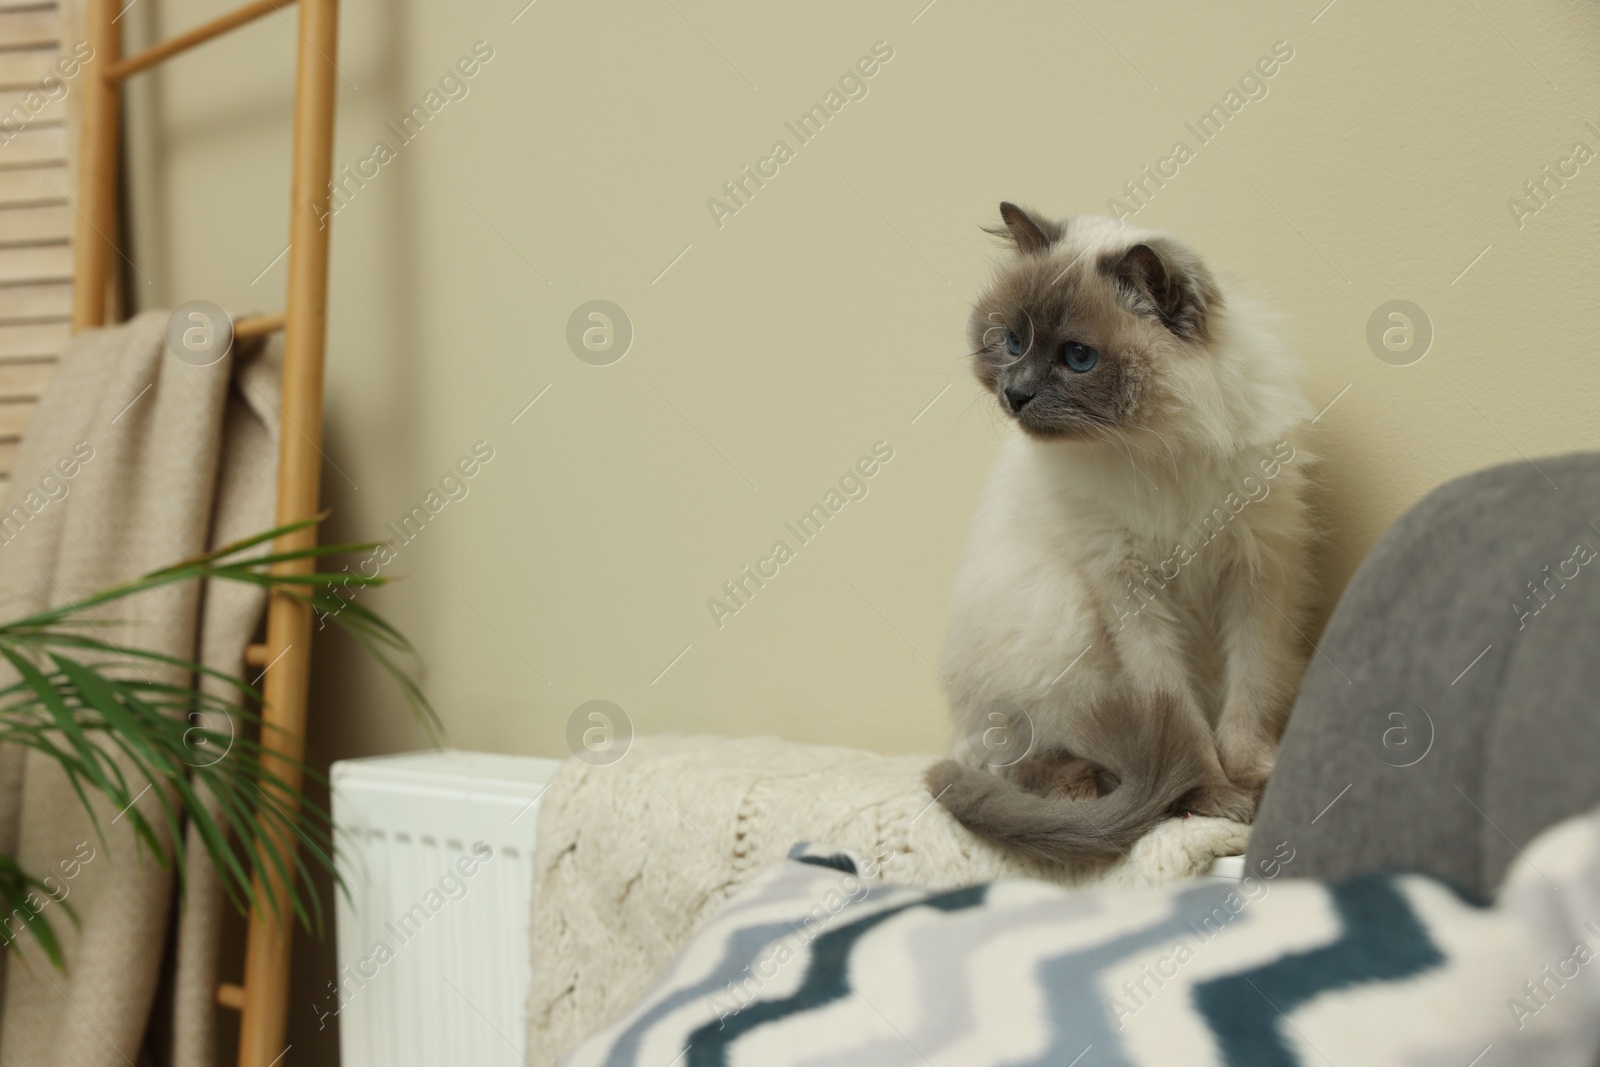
[125,0,1598,1058]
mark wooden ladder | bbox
[69,1,338,1064]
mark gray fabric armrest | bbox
[1248,452,1600,899]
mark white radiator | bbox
[331,749,562,1067]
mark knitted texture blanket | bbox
[0,312,280,1067]
[525,733,1250,1066]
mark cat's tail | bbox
[924,691,1224,863]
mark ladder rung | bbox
[104,0,298,83]
[244,643,270,667]
[234,314,285,342]
[216,981,246,1010]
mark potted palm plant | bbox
[0,517,437,965]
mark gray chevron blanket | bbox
[560,806,1600,1067]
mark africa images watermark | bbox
[1506,119,1600,232]
[0,442,96,550]
[706,441,895,630]
[1512,538,1595,631]
[312,841,496,1030]
[1113,439,1298,628]
[704,843,898,1030]
[315,440,496,629]
[1107,40,1295,226]
[314,40,496,229]
[1107,841,1297,1030]
[0,840,96,949]
[1506,917,1600,1032]
[705,40,896,231]
[0,41,94,148]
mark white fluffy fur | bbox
[942,218,1314,802]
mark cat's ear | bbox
[986,202,1061,255]
[1104,239,1222,341]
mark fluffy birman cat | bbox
[927,204,1313,863]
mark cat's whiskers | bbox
[1133,424,1183,477]
[1101,422,1162,493]
[1075,420,1134,493]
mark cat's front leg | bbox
[1215,558,1309,798]
[1105,590,1254,820]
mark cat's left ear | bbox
[1104,238,1222,342]
[986,202,1062,255]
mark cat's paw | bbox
[1217,737,1277,802]
[1173,781,1258,824]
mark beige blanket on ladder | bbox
[0,311,281,1067]
[525,733,1250,1066]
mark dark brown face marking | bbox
[968,210,1223,441]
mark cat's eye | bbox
[1062,342,1099,372]
[1003,329,1022,356]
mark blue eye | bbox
[1003,329,1021,356]
[1063,342,1099,372]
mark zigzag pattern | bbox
[1194,876,1445,1066]
[562,819,1600,1067]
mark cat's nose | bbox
[1004,386,1035,413]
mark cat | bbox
[926,204,1314,863]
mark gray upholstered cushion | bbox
[1248,452,1600,899]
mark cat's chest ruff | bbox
[1030,487,1210,566]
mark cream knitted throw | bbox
[525,733,1250,1066]
[0,312,280,1067]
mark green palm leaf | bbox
[0,518,438,967]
